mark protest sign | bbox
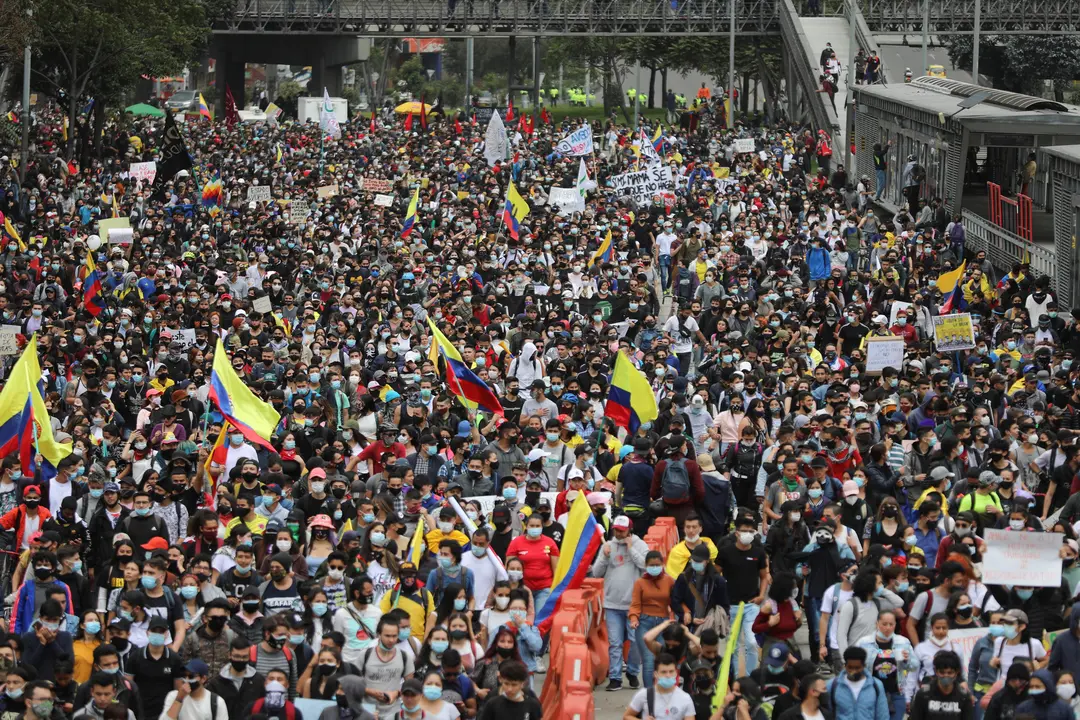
[128,161,157,184]
[247,185,272,202]
[359,178,393,193]
[982,528,1064,587]
[1044,628,1069,652]
[933,313,976,352]
[889,301,912,326]
[548,187,586,214]
[108,228,133,245]
[252,296,273,315]
[374,194,394,207]
[611,165,674,205]
[173,329,198,351]
[287,200,311,224]
[317,184,339,199]
[947,628,989,674]
[864,337,905,375]
[555,126,594,156]
[733,138,756,153]
[0,325,19,355]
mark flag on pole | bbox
[454,117,463,135]
[208,339,281,449]
[149,110,194,202]
[576,158,595,198]
[197,93,211,120]
[427,318,504,415]
[401,185,420,238]
[201,174,223,216]
[505,98,514,122]
[224,85,240,127]
[501,181,529,240]
[604,351,660,432]
[588,229,614,268]
[936,261,968,313]
[82,253,106,318]
[370,111,377,134]
[419,94,428,130]
[320,88,341,140]
[404,112,413,132]
[535,492,603,634]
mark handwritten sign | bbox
[247,185,271,202]
[865,336,905,375]
[128,161,157,184]
[982,528,1064,588]
[548,187,586,215]
[373,194,395,207]
[359,177,393,193]
[933,313,976,352]
[317,184,339,199]
[733,138,756,153]
[947,627,989,674]
[173,329,198,351]
[0,325,20,356]
[555,126,594,156]
[252,296,273,315]
[611,166,674,206]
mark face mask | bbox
[1059,684,1076,701]
[657,677,677,690]
[737,532,755,545]
[691,560,706,573]
[453,598,467,611]
[508,570,524,582]
[1016,589,1034,601]
[180,586,199,600]
[431,640,449,654]
[141,575,158,590]
[148,633,167,647]
[1009,519,1025,530]
[937,676,956,688]
[646,566,663,577]
[527,526,543,539]
[1003,624,1019,639]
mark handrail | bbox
[962,209,1056,287]
[778,0,842,155]
[850,0,883,81]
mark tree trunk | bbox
[92,98,106,161]
[741,72,750,113]
[661,68,668,103]
[648,66,656,108]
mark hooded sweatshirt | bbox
[317,675,375,720]
[1048,600,1080,680]
[1015,670,1075,720]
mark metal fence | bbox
[963,209,1057,284]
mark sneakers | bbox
[606,679,623,691]
[535,654,548,673]
[626,673,640,689]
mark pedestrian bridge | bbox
[215,0,1077,36]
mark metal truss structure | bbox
[216,0,778,35]
[860,0,1080,34]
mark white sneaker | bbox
[535,654,548,673]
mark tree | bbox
[944,35,1080,98]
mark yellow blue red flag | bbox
[208,338,281,449]
[604,351,660,433]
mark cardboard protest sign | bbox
[933,313,976,352]
[982,529,1063,587]
[611,166,674,205]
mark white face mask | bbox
[276,539,292,552]
[494,596,510,610]
[845,495,859,505]
[1058,684,1076,701]
[737,531,755,545]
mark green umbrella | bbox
[124,103,165,118]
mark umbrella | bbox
[394,101,432,115]
[125,103,165,118]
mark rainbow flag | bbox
[605,351,659,433]
[208,338,281,449]
[201,174,223,217]
[400,185,420,238]
[936,260,967,313]
[588,229,614,268]
[535,491,603,634]
[197,93,211,121]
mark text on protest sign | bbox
[374,194,395,207]
[947,628,990,675]
[548,187,586,214]
[247,185,272,202]
[128,161,157,184]
[555,126,594,156]
[933,313,976,352]
[864,337,905,375]
[611,166,675,205]
[733,138,756,153]
[982,528,1064,587]
[0,325,20,356]
[359,178,393,193]
[252,296,273,315]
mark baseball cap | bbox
[185,659,210,676]
[612,515,631,530]
[1004,608,1029,625]
[929,466,954,481]
[142,537,169,551]
[764,643,790,668]
[842,480,860,497]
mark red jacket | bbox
[0,505,52,551]
[650,455,705,506]
[752,598,800,642]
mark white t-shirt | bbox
[991,637,1046,674]
[657,232,678,256]
[462,552,508,612]
[820,583,854,650]
[49,477,72,516]
[422,702,461,720]
[21,513,40,550]
[157,690,229,720]
[664,315,699,354]
[332,603,383,664]
[479,608,512,647]
[628,687,696,719]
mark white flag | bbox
[576,158,596,196]
[639,129,662,166]
[555,125,594,156]
[319,88,341,140]
[484,111,508,168]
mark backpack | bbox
[844,596,879,629]
[251,698,295,720]
[661,459,691,503]
[914,589,937,641]
[912,164,926,183]
[361,646,408,679]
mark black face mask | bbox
[207,616,228,632]
[24,499,39,510]
[112,637,129,652]
[230,659,249,672]
[332,488,347,499]
[495,646,513,657]
[242,601,260,613]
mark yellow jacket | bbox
[665,537,718,578]
[962,275,994,304]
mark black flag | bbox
[149,109,193,202]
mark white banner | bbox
[611,165,675,205]
[484,111,508,168]
[865,337,905,375]
[373,194,395,207]
[0,325,19,356]
[947,628,990,675]
[129,161,157,184]
[982,528,1064,588]
[733,138,756,153]
[548,187,586,215]
[247,185,271,203]
[173,329,198,351]
[555,125,594,156]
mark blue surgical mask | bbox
[140,575,157,589]
[312,603,328,617]
[431,640,449,654]
[646,566,663,577]
[453,598,467,611]
[657,676,677,690]
[502,488,518,500]
[691,560,706,573]
[423,686,443,701]
[180,586,198,600]
[148,633,167,647]
[90,488,104,499]
[85,621,101,635]
[1016,589,1034,601]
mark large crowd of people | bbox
[0,81,1072,720]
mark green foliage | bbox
[391,55,427,97]
[276,80,305,101]
[944,35,1080,95]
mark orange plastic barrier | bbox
[558,689,596,720]
[541,579,614,717]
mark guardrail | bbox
[962,208,1056,281]
[778,0,843,155]
[217,0,780,34]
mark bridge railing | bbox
[778,0,842,152]
[858,0,1079,33]
[222,0,778,33]
[963,209,1055,282]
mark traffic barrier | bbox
[541,580,613,717]
[558,689,596,720]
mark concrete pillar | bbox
[220,56,245,114]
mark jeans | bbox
[805,595,823,661]
[730,603,761,674]
[533,588,551,612]
[605,609,641,679]
[659,254,672,290]
[888,692,906,720]
[875,169,887,200]
[972,691,985,720]
[636,614,666,687]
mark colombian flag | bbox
[535,491,604,634]
[936,260,968,313]
[427,318,504,416]
[501,181,529,240]
[588,229,614,268]
[0,211,24,252]
[605,351,660,433]
[0,336,71,479]
[400,185,420,238]
[208,338,281,449]
[197,93,211,121]
[83,253,106,318]
[651,125,669,156]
